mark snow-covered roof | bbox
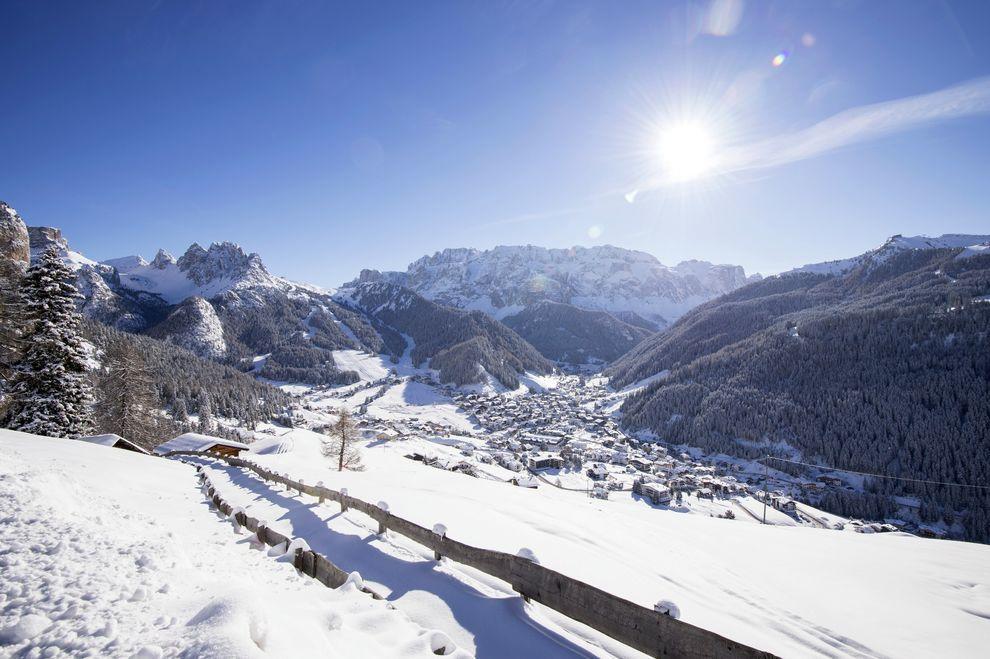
[154,432,250,455]
[76,434,150,454]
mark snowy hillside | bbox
[353,245,758,329]
[790,233,990,275]
[0,430,453,658]
[194,426,990,659]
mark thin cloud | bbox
[632,76,990,198]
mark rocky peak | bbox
[0,201,30,280]
[150,249,176,269]
[27,226,68,252]
[177,241,269,286]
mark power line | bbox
[759,456,990,492]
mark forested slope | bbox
[610,249,990,541]
[339,282,554,388]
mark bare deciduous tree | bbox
[320,408,364,471]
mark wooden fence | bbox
[171,451,777,659]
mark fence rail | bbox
[169,450,777,659]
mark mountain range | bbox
[4,198,990,540]
[353,244,759,329]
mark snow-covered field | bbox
[331,350,392,382]
[209,430,990,659]
[5,426,989,658]
[0,430,463,658]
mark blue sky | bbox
[2,0,989,287]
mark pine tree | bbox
[0,278,24,385]
[173,398,189,423]
[4,246,94,437]
[94,337,162,447]
[320,408,363,471]
[0,244,27,389]
[197,390,214,434]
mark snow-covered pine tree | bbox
[4,246,94,437]
[0,275,24,385]
[197,390,214,433]
[95,336,162,447]
[173,397,189,423]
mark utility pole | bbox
[762,455,769,525]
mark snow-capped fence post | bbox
[316,481,326,504]
[376,501,389,535]
[340,488,348,512]
[297,478,304,496]
[432,524,447,561]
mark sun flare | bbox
[657,121,717,182]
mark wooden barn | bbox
[154,433,250,457]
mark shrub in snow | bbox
[516,547,540,564]
[432,523,447,537]
[654,600,680,619]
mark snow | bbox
[0,430,451,658]
[791,233,990,275]
[75,433,125,447]
[152,432,250,455]
[209,430,990,659]
[956,242,989,260]
[75,433,150,454]
[332,350,392,382]
[358,381,477,433]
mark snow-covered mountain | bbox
[18,219,553,389]
[104,242,286,305]
[789,233,990,276]
[354,245,760,330]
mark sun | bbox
[657,120,717,182]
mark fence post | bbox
[433,523,447,561]
[317,481,325,505]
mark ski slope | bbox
[0,430,459,658]
[221,430,990,658]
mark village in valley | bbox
[279,363,911,536]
